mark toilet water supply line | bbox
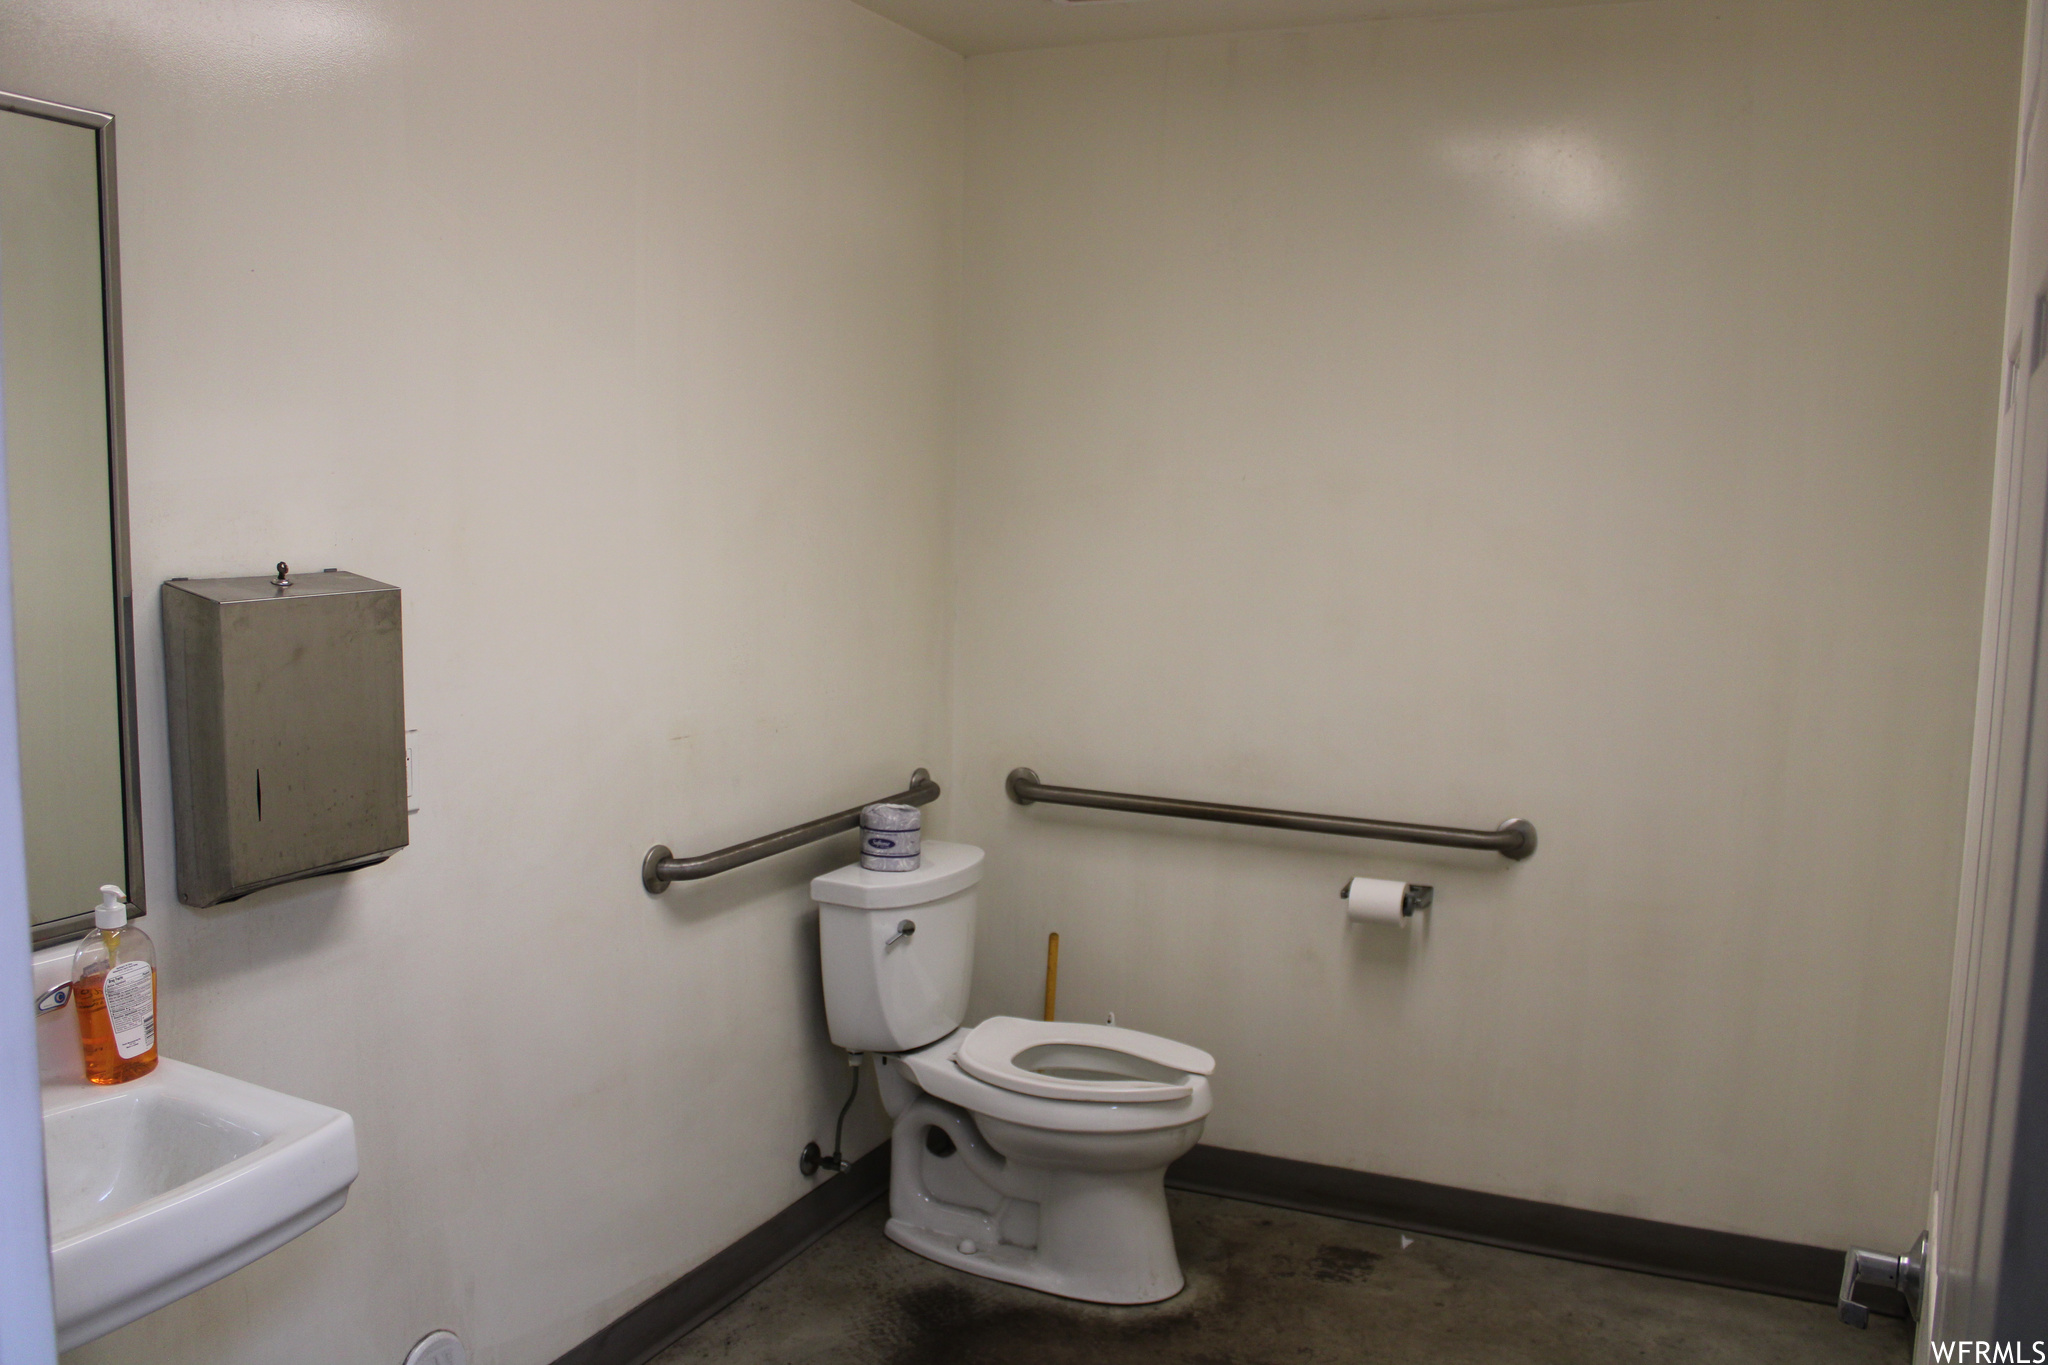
[800,1054,863,1178]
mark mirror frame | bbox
[0,91,145,947]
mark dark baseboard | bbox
[549,1142,890,1365]
[1166,1144,1881,1311]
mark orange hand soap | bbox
[72,885,157,1085]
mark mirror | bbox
[0,93,142,946]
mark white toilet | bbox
[813,841,1215,1305]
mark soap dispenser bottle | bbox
[72,885,157,1084]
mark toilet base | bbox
[883,1095,1198,1305]
[883,1217,1185,1305]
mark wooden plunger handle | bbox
[1044,932,1060,1022]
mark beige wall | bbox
[951,0,2018,1252]
[0,2,962,1362]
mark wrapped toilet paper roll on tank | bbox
[1343,876,1431,924]
[861,803,922,872]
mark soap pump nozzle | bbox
[94,885,128,930]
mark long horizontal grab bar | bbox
[643,768,942,893]
[1004,768,1536,861]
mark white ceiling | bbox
[849,0,1636,57]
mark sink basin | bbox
[43,1059,357,1351]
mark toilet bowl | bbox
[874,1019,1213,1304]
[812,844,1217,1305]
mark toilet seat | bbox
[957,1017,1215,1103]
[891,1028,1212,1135]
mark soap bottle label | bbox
[102,961,155,1059]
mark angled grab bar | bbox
[643,768,942,893]
[1004,768,1535,861]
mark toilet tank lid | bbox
[811,842,984,910]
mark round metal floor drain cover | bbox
[404,1330,467,1365]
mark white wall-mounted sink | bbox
[43,1059,358,1351]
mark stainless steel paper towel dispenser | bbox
[161,568,407,907]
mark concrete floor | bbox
[653,1191,1914,1364]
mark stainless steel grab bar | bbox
[642,768,942,892]
[1004,768,1536,861]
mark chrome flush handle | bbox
[886,919,916,947]
[35,982,71,1014]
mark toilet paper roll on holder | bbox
[1342,879,1434,917]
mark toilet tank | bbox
[813,842,984,1053]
